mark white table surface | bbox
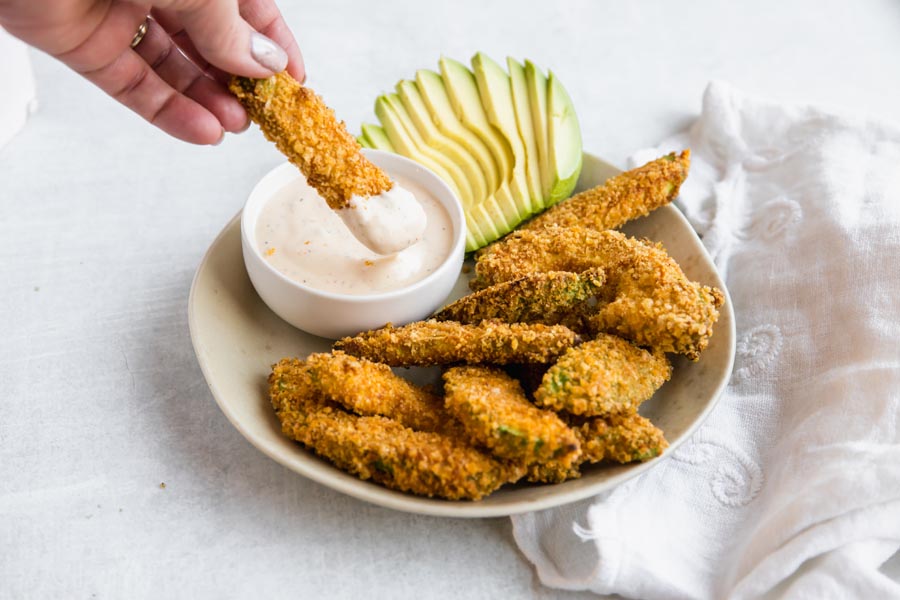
[3,1,900,598]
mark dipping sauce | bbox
[256,174,453,295]
[338,185,427,255]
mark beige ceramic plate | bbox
[188,153,736,518]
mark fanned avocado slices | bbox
[361,54,583,251]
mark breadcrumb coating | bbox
[589,265,724,361]
[472,227,723,359]
[526,412,669,483]
[443,366,580,466]
[472,226,632,289]
[534,334,672,416]
[268,358,521,500]
[523,151,691,231]
[576,412,668,464]
[305,351,451,434]
[433,269,606,326]
[334,319,581,367]
[230,72,392,209]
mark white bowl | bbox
[240,150,466,339]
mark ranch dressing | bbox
[338,185,427,255]
[256,174,453,295]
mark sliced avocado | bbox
[479,181,523,243]
[375,94,471,204]
[360,123,395,152]
[547,70,583,204]
[357,134,372,149]
[507,57,545,209]
[524,60,552,200]
[415,69,501,194]
[470,52,536,216]
[465,182,524,248]
[381,93,476,208]
[438,57,515,185]
[374,95,466,204]
[396,80,489,205]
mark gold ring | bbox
[130,17,150,49]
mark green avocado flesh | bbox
[362,54,583,251]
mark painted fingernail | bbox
[250,32,288,73]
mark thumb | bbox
[152,0,287,78]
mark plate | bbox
[188,153,736,518]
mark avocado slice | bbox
[507,57,545,209]
[524,60,551,200]
[547,70,583,204]
[470,52,537,216]
[374,95,465,203]
[396,80,489,206]
[357,134,372,149]
[376,93,475,208]
[415,69,501,194]
[360,123,395,152]
[438,57,515,189]
[381,93,476,208]
[438,57,527,246]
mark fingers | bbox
[151,0,286,78]
[132,18,248,132]
[82,48,224,145]
[149,8,233,84]
[151,0,305,83]
[237,0,305,82]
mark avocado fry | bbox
[575,412,669,465]
[305,351,452,434]
[471,226,628,290]
[534,334,672,417]
[230,72,392,210]
[522,151,691,232]
[472,226,723,360]
[433,268,606,326]
[588,264,724,361]
[443,366,580,466]
[268,358,522,501]
[334,319,581,367]
[526,412,668,483]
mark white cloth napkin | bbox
[0,27,37,151]
[512,81,900,600]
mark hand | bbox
[0,0,305,145]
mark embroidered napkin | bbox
[512,81,900,599]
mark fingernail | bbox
[250,32,288,73]
[213,129,225,146]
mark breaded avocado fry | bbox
[575,412,668,464]
[471,226,628,290]
[334,319,581,367]
[526,412,669,483]
[523,151,691,232]
[472,227,723,359]
[443,366,580,466]
[534,334,672,417]
[268,358,522,500]
[305,351,450,434]
[433,268,606,326]
[230,72,392,210]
